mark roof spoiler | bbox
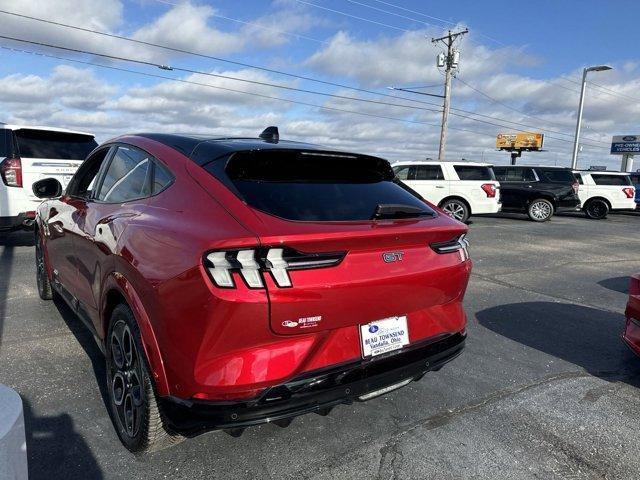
[259,126,279,143]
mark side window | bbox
[630,174,640,184]
[522,168,536,182]
[415,165,444,180]
[493,167,507,181]
[393,166,412,181]
[575,173,583,185]
[96,146,151,203]
[67,148,111,199]
[591,174,630,186]
[152,161,174,194]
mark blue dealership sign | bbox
[611,135,640,154]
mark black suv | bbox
[492,166,581,221]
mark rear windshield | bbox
[539,169,575,183]
[591,174,631,186]
[217,150,434,221]
[454,165,495,181]
[14,129,97,160]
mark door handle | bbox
[436,186,445,189]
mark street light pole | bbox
[570,64,612,169]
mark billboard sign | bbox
[610,135,640,155]
[496,133,544,151]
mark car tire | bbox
[35,232,53,300]
[106,304,184,454]
[440,199,470,223]
[527,199,554,222]
[584,199,609,220]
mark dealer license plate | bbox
[360,316,409,358]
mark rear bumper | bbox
[160,331,466,436]
[471,201,501,215]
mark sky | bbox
[0,0,639,169]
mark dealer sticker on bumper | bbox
[360,316,409,358]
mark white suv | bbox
[0,124,97,231]
[392,161,501,223]
[572,170,636,219]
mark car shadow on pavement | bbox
[598,276,630,294]
[52,295,110,408]
[0,230,34,247]
[477,302,640,387]
[22,398,103,480]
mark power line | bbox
[370,0,457,26]
[0,33,609,148]
[291,0,410,32]
[0,9,445,110]
[455,76,595,133]
[588,81,640,102]
[0,8,605,143]
[367,0,506,46]
[1,44,609,151]
[154,0,329,44]
[344,0,434,27]
[0,33,444,116]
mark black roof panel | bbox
[137,133,347,165]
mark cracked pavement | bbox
[1,211,640,479]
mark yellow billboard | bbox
[496,133,544,151]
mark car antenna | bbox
[259,126,279,143]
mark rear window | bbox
[454,165,494,181]
[591,174,631,186]
[218,150,434,221]
[14,129,97,160]
[540,169,575,183]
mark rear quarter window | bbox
[539,169,575,183]
[212,150,434,221]
[454,165,495,181]
[539,169,577,183]
[591,174,631,186]
[15,129,98,160]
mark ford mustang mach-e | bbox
[33,127,472,453]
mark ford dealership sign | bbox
[611,135,640,154]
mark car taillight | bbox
[204,247,345,289]
[0,158,22,187]
[431,234,470,261]
[481,183,496,198]
[572,182,579,194]
[623,187,635,199]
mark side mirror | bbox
[32,178,63,199]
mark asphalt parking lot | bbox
[1,211,640,479]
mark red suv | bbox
[33,128,472,453]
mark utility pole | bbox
[432,28,468,161]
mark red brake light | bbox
[623,187,635,199]
[572,182,579,194]
[481,183,496,198]
[0,157,22,187]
